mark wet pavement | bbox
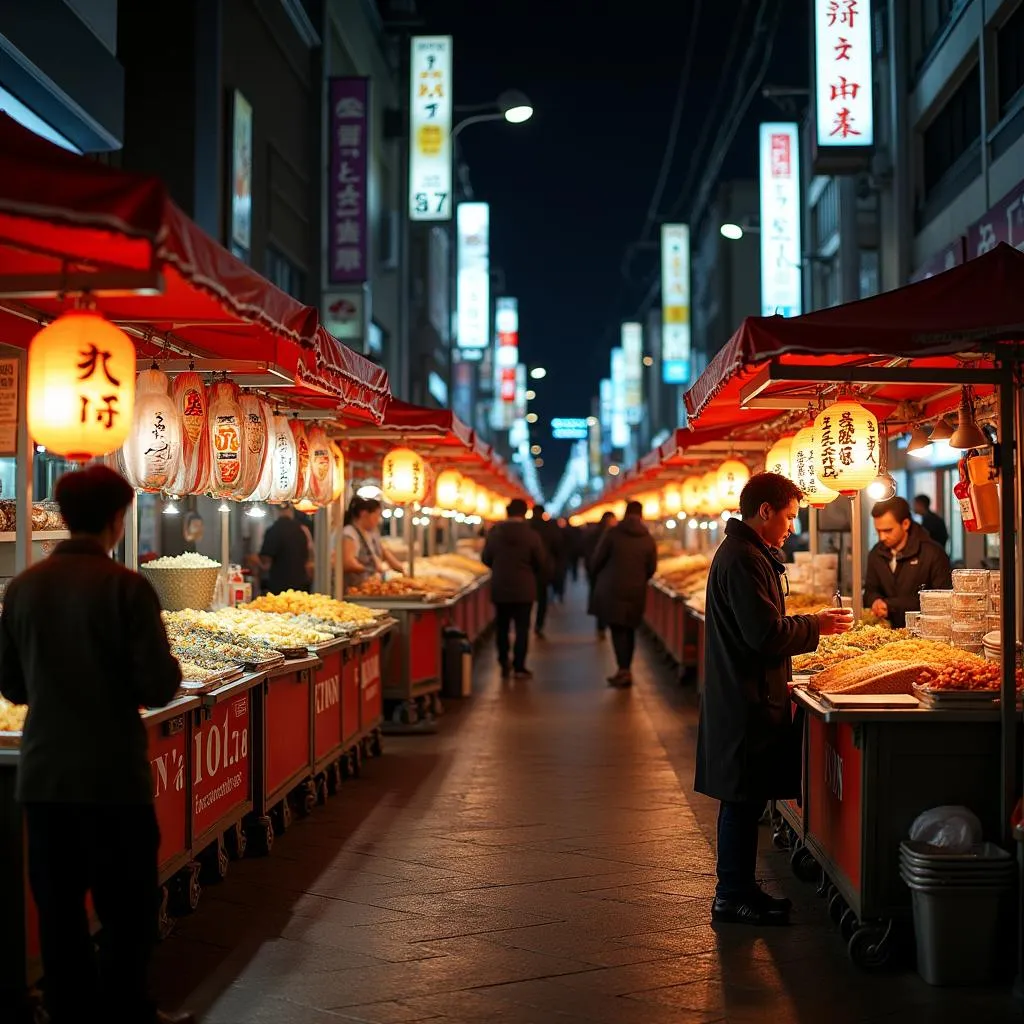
[152,582,1022,1022]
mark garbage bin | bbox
[900,840,1014,986]
[442,627,472,698]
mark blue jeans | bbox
[715,800,764,900]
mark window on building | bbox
[859,250,879,298]
[997,2,1024,115]
[922,64,981,199]
[910,0,968,72]
[266,247,306,301]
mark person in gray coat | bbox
[482,499,548,679]
[590,500,658,688]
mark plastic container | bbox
[988,571,1001,594]
[919,590,954,615]
[986,614,1001,634]
[905,611,921,634]
[952,569,990,593]
[951,622,987,645]
[951,592,987,615]
[919,614,952,639]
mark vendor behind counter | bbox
[863,496,953,627]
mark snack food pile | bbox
[245,590,378,624]
[0,696,26,732]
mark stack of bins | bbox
[950,569,989,656]
[919,589,953,644]
[900,840,1014,985]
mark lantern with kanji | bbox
[662,483,683,516]
[329,442,345,504]
[700,470,722,516]
[27,311,136,461]
[381,447,427,504]
[268,413,298,503]
[238,394,272,500]
[434,469,463,510]
[791,422,840,508]
[813,397,880,496]
[716,459,750,510]
[207,381,248,497]
[680,475,703,516]
[457,475,478,515]
[289,419,311,500]
[121,368,182,493]
[306,424,334,506]
[765,436,793,481]
[168,371,210,495]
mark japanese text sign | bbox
[409,36,453,221]
[329,78,370,284]
[457,202,490,349]
[660,224,691,385]
[968,178,1024,258]
[814,0,874,149]
[491,297,518,430]
[759,123,803,318]
[621,322,643,425]
[610,348,630,449]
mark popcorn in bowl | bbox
[145,553,221,569]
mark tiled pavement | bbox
[152,584,1022,1023]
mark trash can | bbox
[900,840,1014,986]
[442,627,472,698]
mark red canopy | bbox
[0,114,389,422]
[684,244,1023,430]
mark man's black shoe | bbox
[499,662,512,680]
[752,887,792,914]
[711,895,790,926]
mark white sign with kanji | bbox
[814,0,874,148]
[409,36,453,221]
[660,223,691,385]
[456,202,490,349]
[620,322,643,425]
[759,123,803,318]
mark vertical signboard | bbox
[514,363,527,420]
[456,202,490,353]
[230,91,253,258]
[492,297,518,430]
[610,348,629,449]
[759,123,803,318]
[813,0,874,159]
[620,322,643,425]
[409,36,453,221]
[599,378,613,452]
[588,405,602,484]
[328,78,370,284]
[660,224,690,385]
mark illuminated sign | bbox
[759,123,802,318]
[661,224,690,385]
[551,418,589,440]
[456,202,489,350]
[491,297,518,430]
[409,36,453,221]
[610,348,629,449]
[814,0,874,151]
[621,322,643,424]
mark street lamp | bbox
[452,90,535,141]
[720,217,760,241]
[525,389,537,402]
[529,366,547,380]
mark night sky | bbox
[420,0,810,493]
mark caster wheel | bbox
[370,730,383,757]
[199,837,229,884]
[790,844,818,883]
[272,799,292,836]
[360,736,372,761]
[297,779,317,816]
[326,761,340,795]
[771,823,792,851]
[840,907,859,942]
[848,923,893,971]
[392,701,418,726]
[315,772,328,806]
[245,815,274,856]
[429,693,444,717]
[225,821,247,860]
[818,876,834,899]
[349,745,363,779]
[168,862,201,916]
[828,889,846,926]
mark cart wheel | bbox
[840,907,859,942]
[157,884,174,940]
[771,821,792,851]
[349,744,363,779]
[370,730,383,757]
[199,837,229,884]
[790,844,818,883]
[326,761,340,795]
[245,815,274,856]
[828,889,846,926]
[848,923,893,971]
[392,701,418,726]
[315,772,328,806]
[360,736,372,761]
[818,875,834,899]
[272,799,292,836]
[297,779,317,816]
[168,862,202,916]
[225,821,247,860]
[429,693,444,717]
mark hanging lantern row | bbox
[380,456,512,521]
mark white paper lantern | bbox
[382,447,428,504]
[168,371,210,496]
[207,380,248,498]
[680,475,703,516]
[765,436,794,481]
[289,419,311,500]
[238,393,271,500]
[329,441,345,504]
[122,368,182,493]
[813,398,880,496]
[267,414,298,503]
[716,459,750,510]
[701,471,722,516]
[791,422,840,508]
[456,474,477,515]
[306,424,334,506]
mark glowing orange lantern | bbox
[663,484,683,515]
[207,381,248,497]
[434,469,463,510]
[329,441,345,504]
[490,496,507,520]
[382,446,427,504]
[680,475,703,516]
[813,397,880,496]
[475,489,492,518]
[289,419,311,500]
[27,311,136,461]
[716,459,750,510]
[701,471,722,516]
[765,436,793,480]
[640,492,662,520]
[791,422,840,508]
[457,475,478,514]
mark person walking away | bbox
[482,499,547,679]
[695,472,853,926]
[551,518,571,602]
[583,511,616,638]
[341,496,405,591]
[589,501,657,687]
[251,503,313,594]
[865,496,952,627]
[0,466,192,1024]
[529,503,563,637]
[913,494,949,550]
[564,520,584,582]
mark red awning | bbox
[0,113,389,422]
[684,244,1023,429]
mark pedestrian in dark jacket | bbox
[865,497,952,626]
[529,503,563,637]
[590,501,657,687]
[482,499,548,679]
[695,473,853,927]
[564,522,584,582]
[913,494,949,549]
[583,511,616,637]
[0,466,192,1024]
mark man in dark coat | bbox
[913,494,949,550]
[583,511,616,637]
[528,503,563,638]
[590,501,657,687]
[482,499,548,679]
[865,496,952,626]
[695,473,853,926]
[0,466,192,1024]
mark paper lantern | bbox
[701,471,722,516]
[663,484,683,515]
[289,419,311,500]
[435,469,463,510]
[612,501,627,520]
[27,311,136,461]
[329,441,345,504]
[716,459,750,510]
[765,436,794,481]
[382,446,427,504]
[475,489,492,517]
[680,475,703,516]
[490,496,507,520]
[207,381,248,497]
[238,394,272,500]
[168,371,210,495]
[294,498,319,513]
[306,424,334,506]
[791,422,840,508]
[641,492,662,520]
[457,475,478,515]
[813,398,880,496]
[122,368,182,493]
[268,413,298,503]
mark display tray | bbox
[275,646,310,661]
[912,682,1022,709]
[345,591,446,604]
[0,729,20,748]
[177,665,244,694]
[819,692,921,709]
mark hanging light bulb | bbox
[949,387,988,450]
[929,416,953,442]
[245,503,267,519]
[218,500,230,514]
[867,473,898,501]
[293,498,319,514]
[162,499,180,516]
[906,424,931,457]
